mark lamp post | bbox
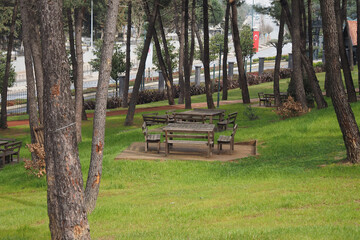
[217,44,222,108]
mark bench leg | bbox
[157,141,160,154]
[165,142,168,156]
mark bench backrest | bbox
[227,112,238,124]
[258,92,264,98]
[4,141,22,153]
[231,124,238,138]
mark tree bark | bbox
[177,0,185,104]
[158,8,174,88]
[274,8,285,107]
[67,7,77,89]
[39,0,90,237]
[222,1,230,101]
[194,20,204,63]
[1,0,18,129]
[230,0,250,104]
[85,0,121,214]
[334,0,357,102]
[189,0,196,73]
[125,1,158,126]
[280,0,327,109]
[75,6,85,142]
[320,0,360,164]
[203,0,215,109]
[123,1,131,108]
[301,54,328,108]
[357,0,360,93]
[292,0,308,110]
[184,0,191,109]
[144,3,174,105]
[343,0,354,69]
[20,0,39,162]
[27,1,44,125]
[308,0,313,64]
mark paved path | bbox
[8,99,258,127]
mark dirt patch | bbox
[115,141,257,162]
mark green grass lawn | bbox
[1,73,360,239]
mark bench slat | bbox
[165,134,209,139]
[167,140,213,145]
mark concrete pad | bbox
[115,141,257,162]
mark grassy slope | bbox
[1,72,360,239]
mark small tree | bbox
[195,32,225,62]
[153,39,178,72]
[0,52,15,92]
[90,40,126,96]
[240,25,256,60]
[110,46,126,97]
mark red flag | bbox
[253,31,260,52]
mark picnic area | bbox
[1,72,360,239]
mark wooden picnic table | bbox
[163,122,215,157]
[174,109,225,123]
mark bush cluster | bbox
[275,96,308,119]
[83,68,297,111]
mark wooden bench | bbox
[165,133,214,157]
[142,113,170,126]
[163,123,215,158]
[217,124,238,154]
[0,141,22,166]
[217,112,237,131]
[142,122,161,153]
[258,92,270,106]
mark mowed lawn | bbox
[1,73,360,239]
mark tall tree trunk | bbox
[158,9,174,88]
[346,20,354,70]
[67,8,77,90]
[125,1,158,126]
[194,20,204,63]
[145,3,174,105]
[280,0,327,110]
[342,0,354,69]
[39,0,90,237]
[178,0,185,104]
[357,0,360,93]
[290,0,308,110]
[74,6,85,142]
[85,0,121,214]
[334,0,357,102]
[230,0,250,104]
[274,8,285,107]
[301,54,328,108]
[20,0,39,162]
[308,0,313,64]
[300,0,307,53]
[27,1,44,125]
[320,0,360,164]
[203,0,215,108]
[184,0,191,109]
[189,0,196,77]
[222,1,230,100]
[123,1,131,108]
[1,0,18,129]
